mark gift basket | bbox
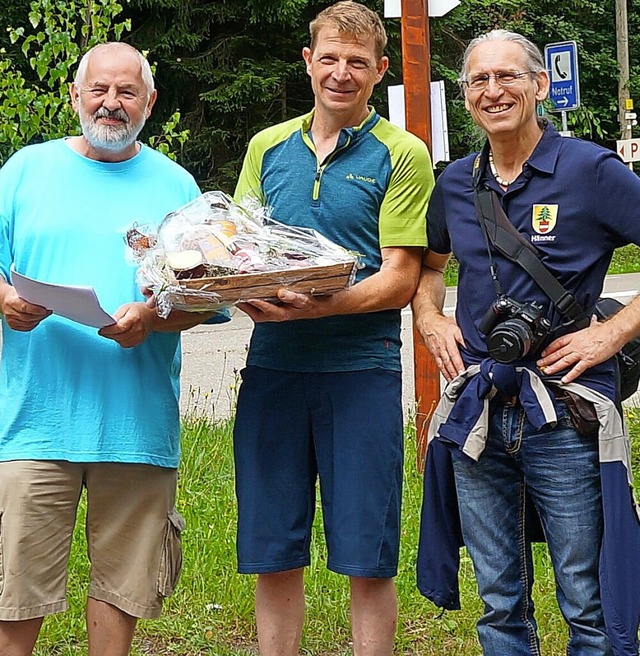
[127,191,361,317]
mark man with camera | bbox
[412,29,640,656]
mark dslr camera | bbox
[479,295,551,363]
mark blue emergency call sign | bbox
[544,41,580,112]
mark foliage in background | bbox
[0,1,639,185]
[428,0,631,150]
[121,0,399,190]
[0,0,129,164]
[0,0,188,164]
[121,0,312,190]
[123,0,640,188]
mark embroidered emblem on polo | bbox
[345,173,376,184]
[532,204,558,234]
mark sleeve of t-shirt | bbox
[234,135,266,206]
[378,135,434,249]
[596,151,640,247]
[426,174,452,255]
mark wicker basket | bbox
[171,260,358,304]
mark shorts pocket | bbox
[157,508,186,597]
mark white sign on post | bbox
[383,0,401,17]
[430,80,449,163]
[387,82,450,165]
[383,0,460,18]
[428,0,461,17]
[617,138,640,163]
[387,84,406,129]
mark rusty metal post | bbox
[400,0,440,457]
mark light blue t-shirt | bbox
[0,139,200,467]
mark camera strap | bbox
[472,143,590,330]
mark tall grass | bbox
[33,404,640,655]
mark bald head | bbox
[74,43,155,101]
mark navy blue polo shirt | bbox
[428,122,640,397]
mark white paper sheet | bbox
[10,268,116,329]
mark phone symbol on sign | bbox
[554,55,568,79]
[551,52,572,82]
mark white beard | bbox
[79,104,146,153]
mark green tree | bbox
[122,0,399,190]
[538,206,552,223]
[0,0,131,163]
[0,0,189,165]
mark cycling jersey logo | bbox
[532,204,558,234]
[345,173,376,184]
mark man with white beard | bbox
[0,43,217,656]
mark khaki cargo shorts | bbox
[0,461,185,620]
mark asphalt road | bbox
[180,273,640,419]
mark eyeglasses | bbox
[459,71,536,91]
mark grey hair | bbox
[460,29,546,80]
[74,43,155,99]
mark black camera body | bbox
[479,295,551,363]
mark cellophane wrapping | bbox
[125,191,360,318]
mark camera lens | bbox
[487,319,534,363]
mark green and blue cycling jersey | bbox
[234,108,433,372]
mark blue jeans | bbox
[452,400,612,656]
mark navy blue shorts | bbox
[233,366,404,578]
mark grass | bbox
[444,244,640,287]
[608,244,640,276]
[33,403,640,655]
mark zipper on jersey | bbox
[311,134,352,202]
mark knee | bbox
[349,576,395,598]
[0,617,44,655]
[257,568,305,592]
